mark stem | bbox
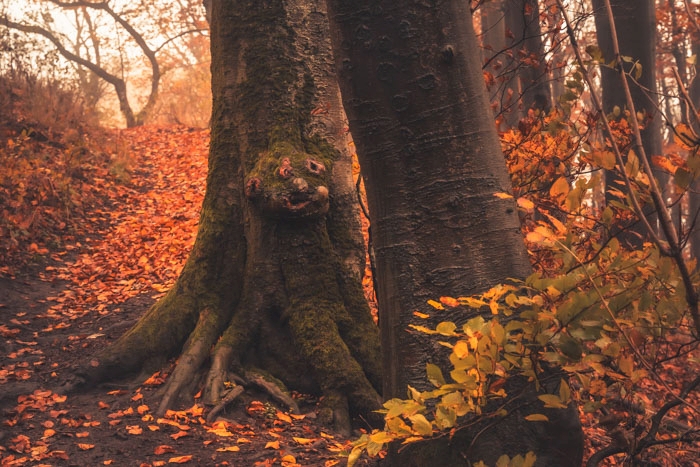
[555,0,700,335]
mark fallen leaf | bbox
[155,445,175,455]
[216,446,240,452]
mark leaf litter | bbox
[0,125,373,466]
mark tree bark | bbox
[592,0,664,247]
[325,1,583,465]
[504,0,550,117]
[76,0,381,435]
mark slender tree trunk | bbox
[325,1,583,465]
[592,0,664,247]
[505,0,550,116]
[76,0,381,436]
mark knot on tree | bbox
[245,143,331,219]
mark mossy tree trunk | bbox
[77,0,381,434]
[324,1,583,465]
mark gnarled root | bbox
[157,308,224,416]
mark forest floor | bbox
[0,125,377,467]
[0,124,697,466]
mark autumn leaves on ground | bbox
[0,125,364,466]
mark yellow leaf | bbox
[409,414,433,436]
[413,311,430,319]
[526,231,545,243]
[427,299,444,310]
[281,454,296,463]
[168,455,192,464]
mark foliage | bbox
[348,94,700,464]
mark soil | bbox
[0,125,378,467]
[0,262,385,467]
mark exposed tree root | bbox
[157,308,224,416]
[207,384,245,423]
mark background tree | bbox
[478,0,551,127]
[73,0,382,436]
[324,1,583,465]
[0,0,208,127]
[591,0,664,245]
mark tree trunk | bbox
[325,1,583,465]
[505,0,550,117]
[76,0,381,435]
[592,0,664,247]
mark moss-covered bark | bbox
[76,0,381,431]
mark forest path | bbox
[0,125,363,467]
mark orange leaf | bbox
[439,296,460,308]
[265,441,280,449]
[276,411,292,423]
[549,177,570,200]
[216,446,240,452]
[155,445,175,455]
[127,425,143,435]
[292,437,314,445]
[78,443,95,450]
[493,192,513,199]
[171,430,189,440]
[168,455,192,464]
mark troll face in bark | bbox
[245,144,331,219]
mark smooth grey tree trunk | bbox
[324,1,583,465]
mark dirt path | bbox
[0,126,370,467]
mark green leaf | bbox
[426,363,446,387]
[585,45,603,61]
[538,394,568,409]
[633,62,642,80]
[559,379,571,404]
[558,333,583,361]
[591,150,616,170]
[436,321,457,336]
[625,150,639,178]
[366,440,384,456]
